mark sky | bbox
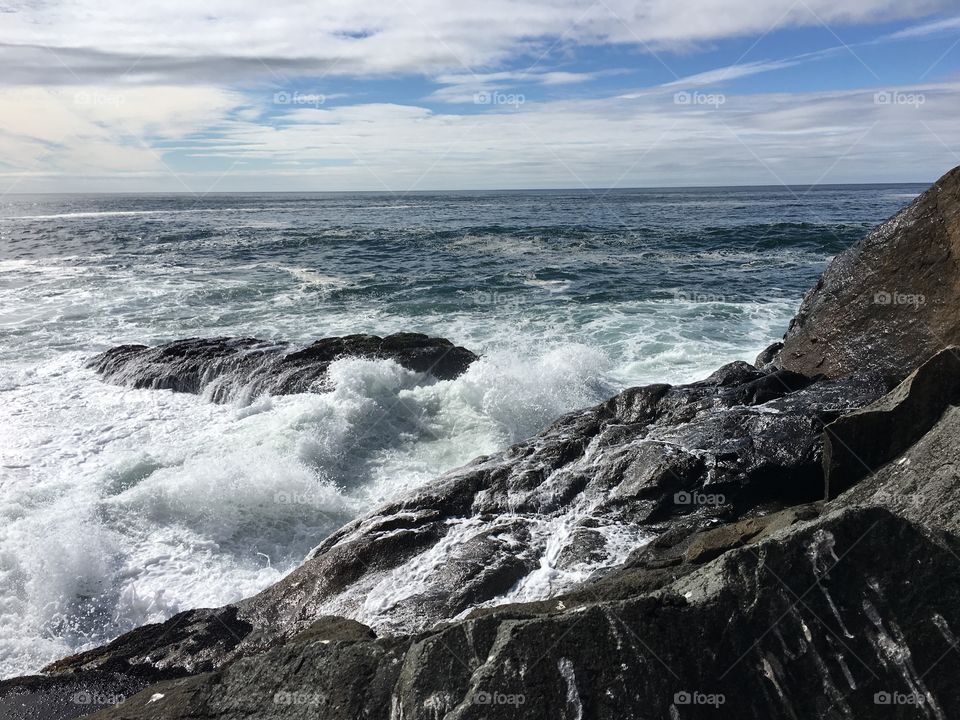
[1,0,960,192]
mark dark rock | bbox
[41,362,885,685]
[82,506,960,720]
[88,332,478,402]
[780,165,960,383]
[288,616,376,644]
[0,672,149,720]
[42,606,250,681]
[839,401,960,535]
[722,368,817,406]
[82,631,412,720]
[754,340,783,369]
[823,346,960,498]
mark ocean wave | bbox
[0,341,618,676]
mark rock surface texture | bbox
[6,167,960,720]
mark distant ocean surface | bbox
[0,185,923,677]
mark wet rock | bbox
[39,362,886,686]
[824,347,960,497]
[0,672,149,720]
[754,341,783,369]
[82,506,960,720]
[42,606,251,681]
[88,332,478,402]
[779,165,960,382]
[839,402,960,536]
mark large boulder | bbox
[779,165,960,383]
[88,332,478,402]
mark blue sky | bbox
[1,1,959,191]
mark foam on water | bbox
[0,340,625,676]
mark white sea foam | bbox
[0,338,634,676]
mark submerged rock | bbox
[87,332,478,402]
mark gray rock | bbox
[824,346,960,497]
[37,363,886,686]
[81,505,960,720]
[88,332,478,402]
[779,165,960,383]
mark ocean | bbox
[0,184,923,677]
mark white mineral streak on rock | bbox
[862,597,945,720]
[558,657,583,720]
[806,530,854,638]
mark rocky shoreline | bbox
[4,167,960,719]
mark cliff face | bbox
[778,165,960,382]
[6,169,960,720]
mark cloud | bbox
[0,86,247,178]
[0,0,950,85]
[5,80,958,191]
[883,14,960,39]
[428,69,607,103]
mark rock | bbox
[839,402,960,536]
[0,672,149,720]
[87,332,478,402]
[37,362,885,686]
[778,165,960,383]
[823,346,960,498]
[80,506,960,720]
[754,340,783,369]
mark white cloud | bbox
[0,0,950,84]
[884,14,960,39]
[5,81,958,191]
[429,69,605,103]
[0,86,247,177]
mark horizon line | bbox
[3,180,930,197]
